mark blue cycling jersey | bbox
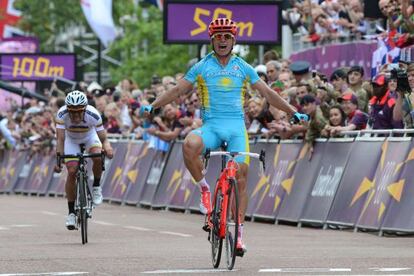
[184,52,260,120]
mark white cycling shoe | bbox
[92,186,103,205]
[66,213,77,230]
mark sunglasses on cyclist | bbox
[212,33,234,40]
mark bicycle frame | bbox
[212,158,237,239]
[57,145,105,244]
[204,149,265,269]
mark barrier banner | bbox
[124,142,157,205]
[152,141,196,209]
[326,139,384,227]
[187,151,223,213]
[356,139,411,231]
[154,142,198,210]
[380,139,414,233]
[104,141,148,203]
[249,141,302,220]
[13,157,34,193]
[47,169,68,196]
[276,141,326,223]
[23,152,54,195]
[290,41,377,79]
[139,150,170,207]
[299,139,353,225]
[0,150,28,193]
[102,141,128,199]
[244,142,267,218]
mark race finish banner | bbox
[356,138,411,231]
[164,0,281,44]
[326,138,384,227]
[0,149,28,193]
[249,141,302,221]
[276,140,326,223]
[299,139,353,226]
[381,138,414,233]
[0,53,76,81]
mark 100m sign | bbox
[12,57,64,78]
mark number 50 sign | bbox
[164,0,281,44]
[0,53,76,81]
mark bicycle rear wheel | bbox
[225,179,239,270]
[78,172,88,244]
[211,188,223,268]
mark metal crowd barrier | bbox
[2,130,414,235]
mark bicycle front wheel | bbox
[78,172,88,244]
[225,179,239,270]
[211,188,223,268]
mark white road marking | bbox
[92,220,116,226]
[302,275,414,276]
[41,211,59,216]
[259,269,282,272]
[329,268,352,272]
[370,268,411,272]
[158,231,192,238]
[259,268,351,273]
[124,226,151,231]
[10,224,35,228]
[141,269,235,274]
[0,272,88,276]
[0,226,9,230]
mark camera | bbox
[390,68,411,93]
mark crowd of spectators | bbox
[283,0,414,46]
[1,53,413,156]
[2,1,414,156]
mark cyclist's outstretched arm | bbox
[251,79,297,116]
[151,79,193,109]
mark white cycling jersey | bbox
[55,105,104,140]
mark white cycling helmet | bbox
[65,90,88,107]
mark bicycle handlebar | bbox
[57,152,106,171]
[203,149,266,175]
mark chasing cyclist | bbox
[54,90,113,230]
[141,18,308,255]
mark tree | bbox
[109,3,192,88]
[14,0,194,88]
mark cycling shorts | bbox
[191,118,250,164]
[64,131,102,164]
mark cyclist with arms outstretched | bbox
[54,90,113,230]
[140,18,308,255]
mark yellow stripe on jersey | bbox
[67,127,90,133]
[197,75,209,110]
[55,119,64,125]
[243,128,250,165]
[242,78,249,107]
[96,123,103,128]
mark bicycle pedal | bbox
[236,248,245,257]
[202,224,210,232]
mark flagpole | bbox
[97,38,102,84]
